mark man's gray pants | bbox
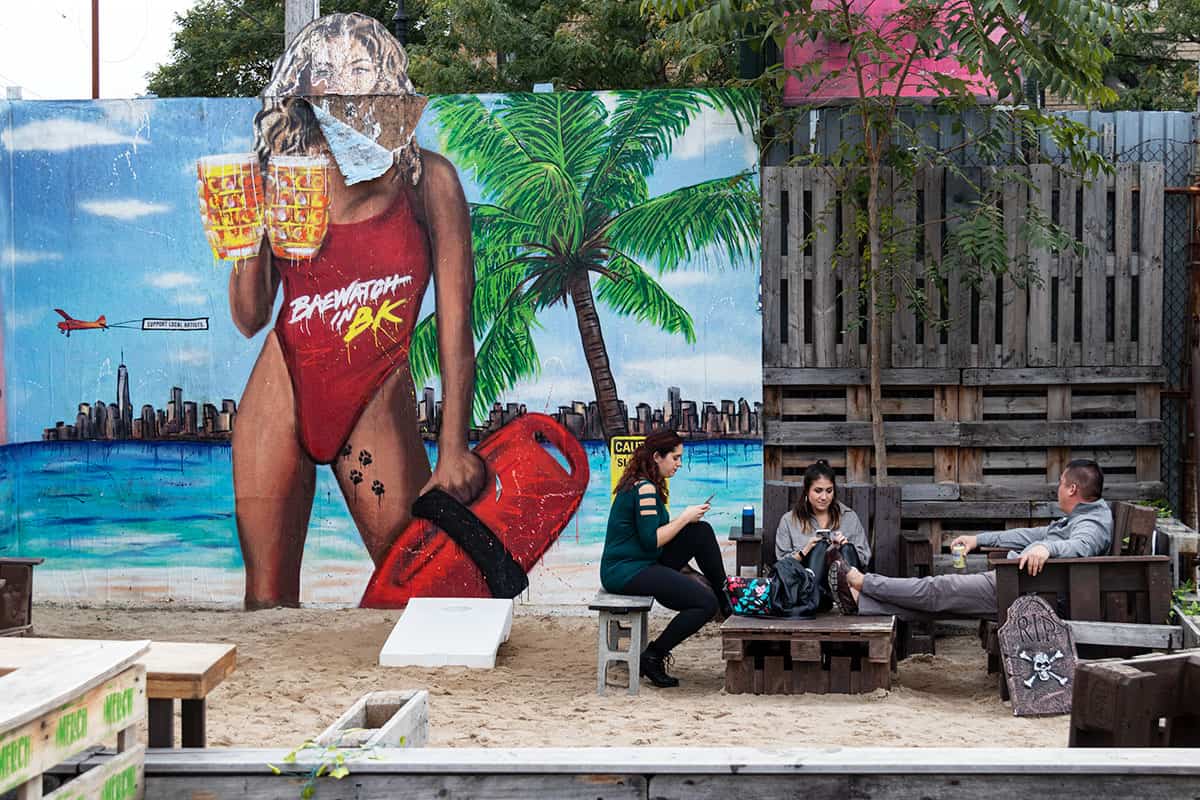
[857,571,997,620]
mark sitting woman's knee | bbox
[697,586,718,617]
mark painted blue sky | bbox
[0,93,761,443]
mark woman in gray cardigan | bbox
[775,461,870,608]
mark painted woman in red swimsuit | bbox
[229,13,486,609]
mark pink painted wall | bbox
[783,0,995,104]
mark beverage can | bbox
[952,543,967,569]
[741,505,755,537]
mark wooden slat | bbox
[1027,164,1054,366]
[958,387,983,483]
[893,169,918,367]
[1081,173,1107,365]
[959,420,1161,447]
[765,421,959,447]
[846,386,871,483]
[841,176,861,368]
[872,485,902,578]
[1066,620,1182,649]
[1056,171,1079,367]
[1136,384,1162,483]
[764,367,962,385]
[43,745,144,800]
[786,167,807,368]
[1001,166,1027,367]
[762,167,783,369]
[877,168,894,367]
[961,366,1164,385]
[946,167,977,367]
[1046,385,1071,483]
[934,386,959,483]
[812,169,838,367]
[1138,162,1164,366]
[1113,163,1135,365]
[923,166,944,367]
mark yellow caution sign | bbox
[609,436,645,494]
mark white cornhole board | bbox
[379,597,514,669]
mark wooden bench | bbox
[1070,651,1200,746]
[0,558,44,636]
[0,639,236,748]
[588,592,652,695]
[721,615,895,694]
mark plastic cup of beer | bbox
[265,155,331,260]
[196,154,265,260]
[952,543,967,569]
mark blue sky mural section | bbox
[1,95,761,442]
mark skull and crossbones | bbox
[1018,649,1068,688]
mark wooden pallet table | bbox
[0,639,236,748]
[0,639,148,800]
[721,615,896,694]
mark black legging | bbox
[618,521,728,654]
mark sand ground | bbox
[28,605,1069,748]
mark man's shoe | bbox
[828,559,859,615]
[640,648,680,688]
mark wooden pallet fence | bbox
[1071,651,1200,747]
[762,164,1166,370]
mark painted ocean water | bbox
[0,440,763,576]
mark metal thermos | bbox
[742,505,755,538]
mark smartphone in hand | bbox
[814,528,832,540]
[703,493,716,505]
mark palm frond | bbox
[605,171,760,273]
[495,93,609,191]
[471,300,542,422]
[408,312,439,390]
[595,253,696,343]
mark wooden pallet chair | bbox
[984,501,1173,699]
[0,558,44,636]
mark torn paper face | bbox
[307,94,428,185]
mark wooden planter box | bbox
[316,690,428,749]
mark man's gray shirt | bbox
[974,499,1113,559]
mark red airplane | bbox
[55,309,107,337]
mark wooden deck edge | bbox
[56,747,1200,776]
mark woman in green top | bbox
[600,430,731,688]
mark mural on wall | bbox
[0,14,763,607]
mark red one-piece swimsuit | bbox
[273,190,431,464]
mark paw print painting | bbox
[371,479,385,506]
[349,469,363,495]
[340,443,352,460]
[359,449,373,468]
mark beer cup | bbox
[196,153,265,260]
[265,155,331,260]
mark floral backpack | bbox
[723,575,772,616]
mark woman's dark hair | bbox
[790,460,842,532]
[613,430,684,501]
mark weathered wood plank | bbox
[903,501,1033,520]
[1065,620,1182,649]
[812,169,838,367]
[786,167,807,368]
[845,386,871,483]
[1138,162,1164,366]
[1080,173,1107,365]
[764,368,963,386]
[923,166,944,367]
[1056,171,1079,367]
[893,169,918,367]
[764,421,960,447]
[1001,167,1027,367]
[934,386,958,483]
[841,175,861,368]
[1113,163,1135,365]
[946,167,977,367]
[958,420,1161,447]
[762,167,784,369]
[1136,384,1162,483]
[1027,164,1054,366]
[961,366,1164,385]
[44,745,144,800]
[957,387,983,483]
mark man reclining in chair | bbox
[829,459,1112,620]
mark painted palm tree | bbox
[410,89,759,438]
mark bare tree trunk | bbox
[568,270,629,439]
[867,154,889,484]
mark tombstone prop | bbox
[997,595,1078,716]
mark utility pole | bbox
[392,0,409,45]
[91,0,100,99]
[285,0,320,48]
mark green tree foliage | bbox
[146,0,735,98]
[648,0,1138,480]
[1104,0,1198,110]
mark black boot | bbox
[640,645,679,688]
